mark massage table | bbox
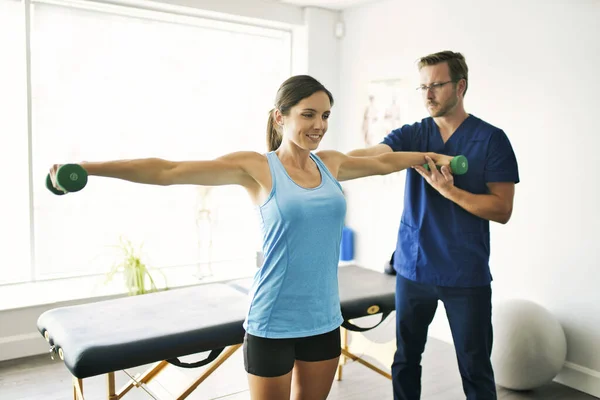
[37,264,396,399]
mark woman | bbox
[49,75,453,400]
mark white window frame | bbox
[0,0,293,307]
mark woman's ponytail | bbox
[266,108,282,151]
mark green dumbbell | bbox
[45,164,88,195]
[46,174,65,195]
[424,155,468,175]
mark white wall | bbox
[305,7,343,150]
[337,0,600,396]
[291,7,343,150]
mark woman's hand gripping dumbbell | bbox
[47,164,88,195]
[423,155,468,175]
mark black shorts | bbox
[243,327,341,377]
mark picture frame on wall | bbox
[362,78,405,147]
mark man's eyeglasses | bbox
[416,81,455,93]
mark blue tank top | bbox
[243,151,346,338]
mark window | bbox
[5,0,291,284]
[0,0,30,285]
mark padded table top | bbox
[37,283,248,378]
[37,265,396,379]
[338,265,396,320]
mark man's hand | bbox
[413,155,515,224]
[412,155,455,197]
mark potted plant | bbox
[105,236,167,296]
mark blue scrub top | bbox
[382,115,519,287]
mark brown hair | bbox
[418,50,469,96]
[267,75,334,151]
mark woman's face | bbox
[277,91,331,151]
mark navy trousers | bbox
[392,274,497,400]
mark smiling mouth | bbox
[307,134,322,140]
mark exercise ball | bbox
[491,299,567,391]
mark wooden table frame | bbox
[65,345,242,400]
[336,326,392,381]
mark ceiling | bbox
[273,0,380,10]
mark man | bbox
[347,50,519,399]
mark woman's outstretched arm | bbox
[50,151,262,189]
[317,150,453,182]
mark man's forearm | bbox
[444,187,512,224]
